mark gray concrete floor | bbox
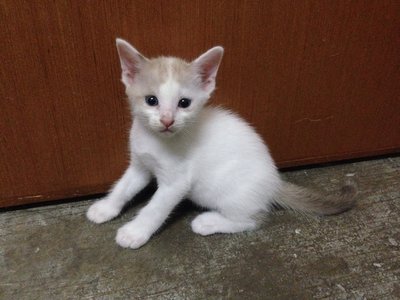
[1,156,399,299]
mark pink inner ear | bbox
[200,63,216,85]
[195,48,223,90]
[122,66,137,83]
[120,54,139,82]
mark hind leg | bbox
[191,211,258,236]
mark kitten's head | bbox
[116,39,223,137]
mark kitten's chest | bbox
[130,129,185,176]
[132,139,165,172]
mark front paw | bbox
[116,224,150,249]
[86,199,120,224]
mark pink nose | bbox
[160,118,174,128]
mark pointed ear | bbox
[116,38,148,87]
[192,46,224,93]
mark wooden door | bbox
[1,1,399,207]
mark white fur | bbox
[87,40,283,249]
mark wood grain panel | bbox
[1,0,399,207]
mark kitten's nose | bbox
[160,118,174,128]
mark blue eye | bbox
[145,95,158,106]
[178,98,191,108]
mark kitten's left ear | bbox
[192,46,224,94]
[116,38,148,87]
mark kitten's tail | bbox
[275,179,357,216]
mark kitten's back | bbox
[192,106,357,216]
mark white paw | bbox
[116,224,150,249]
[191,213,220,236]
[86,199,120,224]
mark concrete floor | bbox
[1,156,399,299]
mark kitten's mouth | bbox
[160,128,174,134]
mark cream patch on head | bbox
[158,59,181,113]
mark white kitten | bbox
[87,39,356,249]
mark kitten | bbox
[87,39,356,249]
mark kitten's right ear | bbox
[116,38,148,87]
